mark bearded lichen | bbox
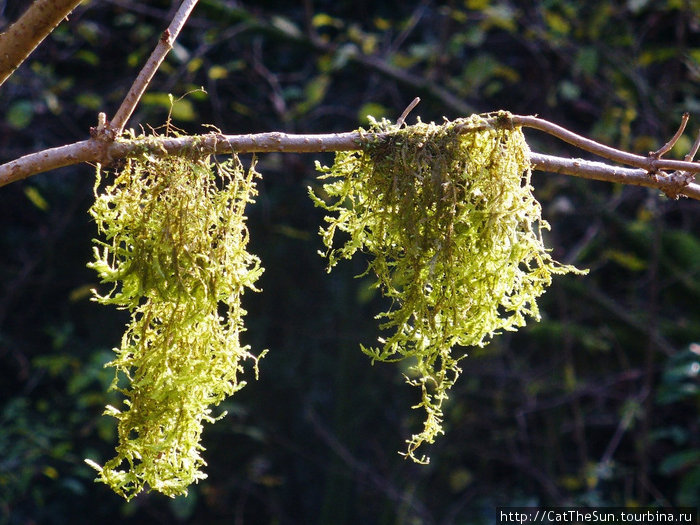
[310,113,586,463]
[85,149,264,499]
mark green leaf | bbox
[659,449,700,475]
[543,11,571,35]
[207,65,228,80]
[677,466,700,507]
[663,230,700,268]
[171,98,196,121]
[75,92,103,111]
[312,13,343,29]
[657,346,700,404]
[293,75,330,117]
[75,50,99,66]
[24,186,49,211]
[7,100,34,129]
[357,102,389,124]
[604,249,647,271]
[574,47,599,77]
[271,15,302,37]
[170,491,198,520]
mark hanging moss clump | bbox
[85,150,264,499]
[310,113,586,463]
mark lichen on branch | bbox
[310,113,586,463]
[85,148,265,499]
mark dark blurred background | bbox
[0,1,698,523]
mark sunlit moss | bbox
[310,113,586,463]
[85,150,264,499]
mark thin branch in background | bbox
[386,0,430,56]
[109,0,199,134]
[562,193,623,266]
[251,38,289,122]
[102,0,170,21]
[304,406,434,524]
[576,283,676,356]
[638,199,663,504]
[598,390,645,466]
[353,52,475,115]
[0,0,84,86]
[266,10,477,116]
[160,22,250,97]
[515,368,646,419]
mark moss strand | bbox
[85,151,264,499]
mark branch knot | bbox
[90,112,117,143]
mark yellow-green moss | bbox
[85,152,264,499]
[310,114,586,463]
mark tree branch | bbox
[109,0,200,134]
[511,115,699,173]
[529,154,700,200]
[1,117,699,200]
[3,2,695,202]
[0,0,85,87]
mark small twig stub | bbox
[397,97,421,127]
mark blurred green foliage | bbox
[0,0,698,523]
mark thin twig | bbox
[665,128,700,198]
[651,112,689,158]
[396,97,421,127]
[684,130,700,162]
[109,0,199,134]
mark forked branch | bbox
[1,115,699,200]
[512,115,698,173]
[0,0,698,201]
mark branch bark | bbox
[0,0,84,87]
[529,154,700,200]
[1,119,699,200]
